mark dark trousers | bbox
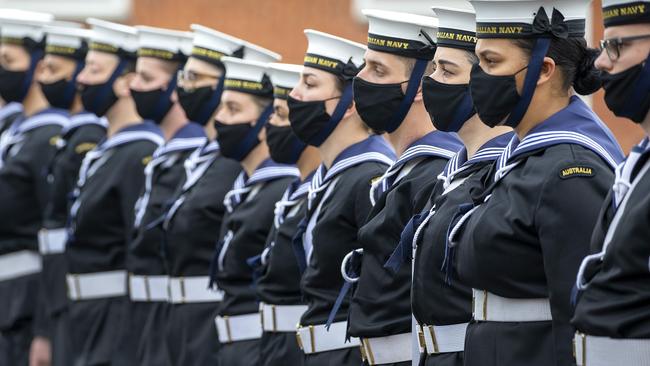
[261,331,304,366]
[68,297,134,366]
[217,339,260,366]
[131,301,171,366]
[0,319,32,366]
[166,303,221,366]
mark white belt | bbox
[168,276,223,303]
[0,250,42,281]
[360,332,412,365]
[128,274,169,302]
[574,333,650,366]
[215,313,263,343]
[66,270,128,301]
[38,228,67,255]
[260,302,307,332]
[416,323,468,355]
[472,289,552,322]
[296,321,360,355]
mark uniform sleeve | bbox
[535,151,613,363]
[353,164,387,226]
[119,143,155,244]
[28,127,61,214]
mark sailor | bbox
[65,18,163,366]
[35,22,106,366]
[287,30,395,366]
[126,25,205,366]
[0,10,65,366]
[449,1,625,365]
[208,46,302,366]
[254,62,320,366]
[388,3,511,365]
[161,24,245,366]
[340,9,463,366]
[571,1,650,365]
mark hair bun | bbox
[573,47,602,95]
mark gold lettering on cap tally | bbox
[46,45,77,55]
[603,4,646,19]
[224,79,264,91]
[192,46,225,60]
[138,48,174,60]
[304,55,339,69]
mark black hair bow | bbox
[532,6,569,39]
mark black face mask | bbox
[353,77,407,134]
[266,124,307,164]
[177,85,221,126]
[0,69,29,103]
[470,63,527,128]
[80,82,118,117]
[131,87,174,124]
[214,120,262,161]
[602,60,650,124]
[40,78,77,110]
[287,95,342,147]
[421,77,475,132]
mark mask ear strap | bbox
[622,53,650,117]
[311,82,354,146]
[385,58,429,133]
[233,103,274,160]
[19,49,44,102]
[62,61,85,108]
[196,74,225,125]
[151,65,183,121]
[504,37,551,128]
[89,59,128,112]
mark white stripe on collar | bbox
[18,113,68,133]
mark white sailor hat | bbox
[432,1,477,50]
[189,24,245,65]
[135,25,187,62]
[44,23,90,60]
[362,9,438,60]
[470,0,589,39]
[222,56,273,97]
[602,1,650,27]
[0,10,54,49]
[303,29,366,78]
[267,63,302,99]
[242,41,282,63]
[86,18,138,58]
[179,31,194,58]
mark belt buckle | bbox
[143,275,151,301]
[309,325,315,354]
[295,324,304,351]
[70,274,81,300]
[259,304,265,330]
[271,304,277,332]
[417,325,426,353]
[573,332,586,366]
[361,338,375,365]
[179,276,186,304]
[223,316,232,343]
[426,325,439,354]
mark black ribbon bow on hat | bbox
[417,29,438,59]
[341,58,362,81]
[532,6,569,39]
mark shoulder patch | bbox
[142,155,153,165]
[559,165,595,179]
[370,175,383,185]
[75,142,97,154]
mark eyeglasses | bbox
[176,70,219,90]
[600,34,650,61]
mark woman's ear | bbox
[343,99,356,120]
[258,125,266,142]
[537,56,556,86]
[114,72,135,98]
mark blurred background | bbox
[0,0,643,152]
